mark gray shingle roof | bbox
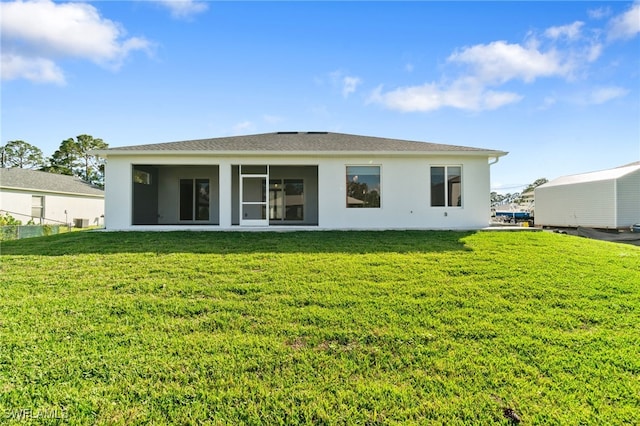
[0,168,104,196]
[102,132,506,155]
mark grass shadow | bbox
[0,230,476,256]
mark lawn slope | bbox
[1,231,639,424]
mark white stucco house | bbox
[0,168,104,226]
[535,162,640,229]
[95,132,507,231]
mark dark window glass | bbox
[447,167,462,207]
[284,180,304,220]
[196,179,210,221]
[180,179,210,221]
[180,179,194,220]
[430,167,445,207]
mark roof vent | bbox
[306,131,328,134]
[277,131,299,134]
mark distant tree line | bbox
[0,135,108,188]
[491,178,548,207]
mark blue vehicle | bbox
[492,202,534,224]
[494,210,532,221]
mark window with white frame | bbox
[431,166,462,207]
[346,166,381,208]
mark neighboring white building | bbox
[0,168,104,226]
[535,162,640,229]
[95,132,507,231]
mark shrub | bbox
[0,212,22,226]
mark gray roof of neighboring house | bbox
[538,163,640,188]
[98,132,507,156]
[0,168,104,196]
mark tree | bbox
[74,134,108,186]
[522,178,548,194]
[46,138,77,176]
[514,178,548,204]
[491,192,505,206]
[491,191,521,207]
[491,178,548,207]
[45,135,108,187]
[1,140,45,169]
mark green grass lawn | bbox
[1,231,639,425]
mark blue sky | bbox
[1,1,639,193]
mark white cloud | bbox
[539,87,627,109]
[0,0,151,84]
[482,90,524,110]
[586,42,604,62]
[588,7,611,20]
[587,86,629,104]
[342,76,362,98]
[370,19,614,114]
[370,38,570,112]
[371,6,638,114]
[607,2,640,40]
[330,71,362,98]
[448,40,571,84]
[544,21,585,41]
[0,54,65,85]
[368,79,522,113]
[153,0,208,19]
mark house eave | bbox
[92,149,508,158]
[0,185,104,198]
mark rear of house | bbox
[96,132,507,231]
[535,163,640,229]
[0,168,104,226]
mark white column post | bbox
[218,161,232,228]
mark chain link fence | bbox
[1,225,64,241]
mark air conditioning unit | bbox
[74,218,89,228]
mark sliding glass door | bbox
[269,179,304,222]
